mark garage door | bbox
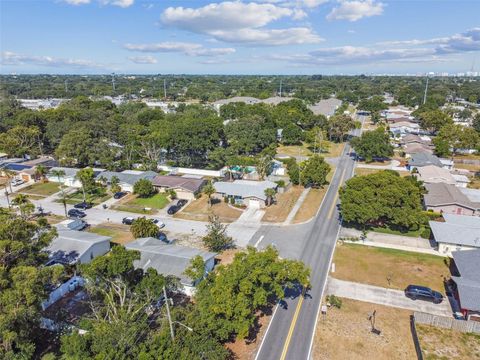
[248,199,261,209]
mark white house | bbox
[98,170,157,192]
[430,214,480,256]
[213,180,277,208]
[125,238,217,296]
[47,167,105,188]
[389,121,421,136]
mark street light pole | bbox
[163,286,175,341]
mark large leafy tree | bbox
[416,109,453,134]
[351,128,393,162]
[300,155,331,187]
[327,114,355,142]
[339,170,425,230]
[0,125,41,157]
[433,123,480,156]
[225,116,276,155]
[130,217,159,239]
[133,179,156,198]
[0,210,62,359]
[75,167,96,203]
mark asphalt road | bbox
[252,116,365,360]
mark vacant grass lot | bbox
[417,324,480,359]
[174,196,242,223]
[262,185,304,223]
[354,168,411,177]
[277,141,345,159]
[88,223,134,244]
[60,190,111,205]
[112,193,169,214]
[333,243,449,293]
[20,182,60,196]
[313,298,416,360]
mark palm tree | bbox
[203,182,216,207]
[3,169,16,194]
[34,165,48,182]
[264,188,276,207]
[110,175,121,194]
[12,194,33,218]
[75,168,94,203]
[51,169,68,217]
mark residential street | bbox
[251,117,365,360]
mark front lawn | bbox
[333,243,449,293]
[112,193,170,214]
[262,185,304,223]
[174,195,242,223]
[370,225,429,238]
[276,141,346,159]
[60,190,111,205]
[20,182,60,196]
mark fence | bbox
[414,311,480,334]
[41,276,85,310]
[158,165,226,178]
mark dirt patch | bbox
[417,324,480,359]
[333,243,449,293]
[88,223,134,244]
[174,196,242,223]
[292,187,327,223]
[216,248,242,266]
[313,298,416,360]
[262,185,304,223]
[354,168,410,177]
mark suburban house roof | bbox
[404,143,434,155]
[261,96,294,105]
[44,230,111,265]
[213,96,260,105]
[214,180,277,201]
[125,238,217,285]
[415,165,456,185]
[424,183,480,210]
[443,214,480,228]
[308,98,342,117]
[99,170,157,185]
[460,188,480,203]
[409,153,443,167]
[388,117,415,123]
[21,156,57,167]
[401,134,428,144]
[451,249,480,312]
[49,167,106,178]
[389,121,420,129]
[152,175,205,192]
[430,214,480,248]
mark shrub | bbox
[133,179,156,198]
[420,227,431,239]
[275,180,286,188]
[327,295,342,309]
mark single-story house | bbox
[152,175,206,200]
[452,174,470,188]
[430,214,480,256]
[54,219,88,231]
[99,170,157,192]
[125,237,217,296]
[1,156,57,182]
[213,180,277,208]
[414,165,456,185]
[389,121,421,136]
[450,249,480,321]
[308,98,342,118]
[424,183,480,216]
[460,188,480,203]
[44,229,111,265]
[403,143,434,155]
[400,134,431,146]
[46,167,106,187]
[408,153,444,170]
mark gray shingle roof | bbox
[460,188,480,203]
[308,98,342,117]
[409,152,443,167]
[429,220,480,247]
[443,214,480,228]
[451,249,480,311]
[125,238,217,285]
[214,180,277,201]
[152,175,205,192]
[99,170,157,185]
[424,183,479,210]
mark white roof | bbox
[415,165,456,185]
[214,180,277,201]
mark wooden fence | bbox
[414,312,480,334]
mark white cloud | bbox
[1,51,106,69]
[300,0,329,8]
[124,42,236,56]
[327,0,384,22]
[63,0,134,7]
[128,55,157,64]
[160,1,322,45]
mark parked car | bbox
[157,232,168,243]
[122,216,135,225]
[404,285,443,304]
[74,201,93,210]
[151,218,166,229]
[113,191,127,199]
[68,209,86,218]
[11,178,24,186]
[176,199,188,208]
[167,205,179,215]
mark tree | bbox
[305,127,329,154]
[194,246,310,340]
[327,114,355,142]
[350,128,393,162]
[0,125,41,157]
[264,188,276,206]
[434,123,480,157]
[202,215,234,252]
[256,155,273,180]
[203,182,216,207]
[130,217,159,238]
[34,164,48,182]
[133,179,156,198]
[416,110,453,134]
[281,123,303,145]
[75,167,95,203]
[358,96,388,113]
[473,113,480,133]
[184,255,206,285]
[339,170,425,230]
[300,155,331,187]
[285,158,300,185]
[0,211,62,359]
[51,169,68,216]
[110,175,121,194]
[11,194,35,218]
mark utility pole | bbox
[112,73,116,93]
[163,79,167,99]
[423,74,429,105]
[64,80,68,94]
[163,286,175,341]
[279,79,283,97]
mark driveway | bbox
[327,277,452,317]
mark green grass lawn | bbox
[21,182,60,196]
[371,225,429,238]
[112,193,170,214]
[60,190,111,205]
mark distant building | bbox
[308,98,342,118]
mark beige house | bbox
[414,165,456,186]
[424,183,480,216]
[152,175,206,200]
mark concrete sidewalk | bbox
[283,187,311,225]
[342,239,441,256]
[327,277,452,317]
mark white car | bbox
[151,218,166,229]
[11,179,24,187]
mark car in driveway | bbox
[113,191,127,199]
[404,285,443,304]
[167,205,179,215]
[73,201,93,210]
[157,232,168,243]
[11,178,24,187]
[122,216,135,225]
[68,209,86,218]
[151,218,165,229]
[176,199,188,208]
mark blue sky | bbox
[1,0,479,74]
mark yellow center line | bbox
[279,288,305,360]
[327,167,347,220]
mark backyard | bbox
[174,195,242,223]
[417,324,480,359]
[112,193,170,214]
[19,182,60,197]
[313,298,416,360]
[332,243,449,293]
